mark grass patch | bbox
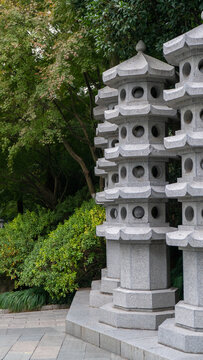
[0,288,47,312]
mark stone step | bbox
[100,277,120,294]
[89,290,112,308]
[66,289,202,360]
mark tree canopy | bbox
[0,0,202,217]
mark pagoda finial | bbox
[136,40,146,53]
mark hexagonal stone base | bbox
[175,301,203,330]
[113,287,176,310]
[158,318,203,354]
[99,302,174,330]
[89,290,113,308]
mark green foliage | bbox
[78,0,202,61]
[0,288,47,312]
[0,209,54,283]
[19,199,105,299]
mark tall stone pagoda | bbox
[90,86,121,308]
[96,41,177,329]
[159,18,203,353]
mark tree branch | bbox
[63,138,95,197]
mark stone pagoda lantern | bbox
[96,41,177,330]
[90,86,121,308]
[158,18,203,353]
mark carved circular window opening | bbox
[111,139,118,147]
[185,206,194,222]
[184,158,193,173]
[132,87,144,99]
[111,173,119,184]
[182,62,191,77]
[132,166,145,178]
[121,207,127,220]
[132,126,145,138]
[133,206,145,219]
[198,59,203,73]
[110,208,118,219]
[151,166,162,179]
[120,89,126,101]
[151,126,160,138]
[151,87,160,99]
[151,207,159,219]
[120,166,127,178]
[120,126,127,139]
[184,110,193,124]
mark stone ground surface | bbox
[0,309,125,360]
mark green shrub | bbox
[0,288,47,312]
[0,209,54,283]
[19,199,106,299]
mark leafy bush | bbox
[0,288,47,312]
[19,199,105,299]
[0,209,55,283]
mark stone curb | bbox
[0,304,69,314]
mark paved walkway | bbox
[0,309,125,359]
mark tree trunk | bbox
[63,138,95,197]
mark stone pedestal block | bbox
[100,302,174,330]
[120,242,169,290]
[175,301,203,330]
[113,287,176,310]
[159,318,203,354]
[100,277,120,294]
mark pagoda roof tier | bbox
[96,185,166,203]
[97,158,117,171]
[95,86,118,106]
[93,105,106,121]
[96,121,118,137]
[164,24,203,65]
[105,144,176,161]
[94,136,108,149]
[103,51,175,88]
[97,223,174,241]
[104,104,177,124]
[95,191,114,205]
[94,166,106,177]
[167,227,203,248]
[166,181,203,198]
[164,131,203,150]
[164,82,203,108]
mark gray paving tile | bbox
[3,352,31,360]
[0,309,125,360]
